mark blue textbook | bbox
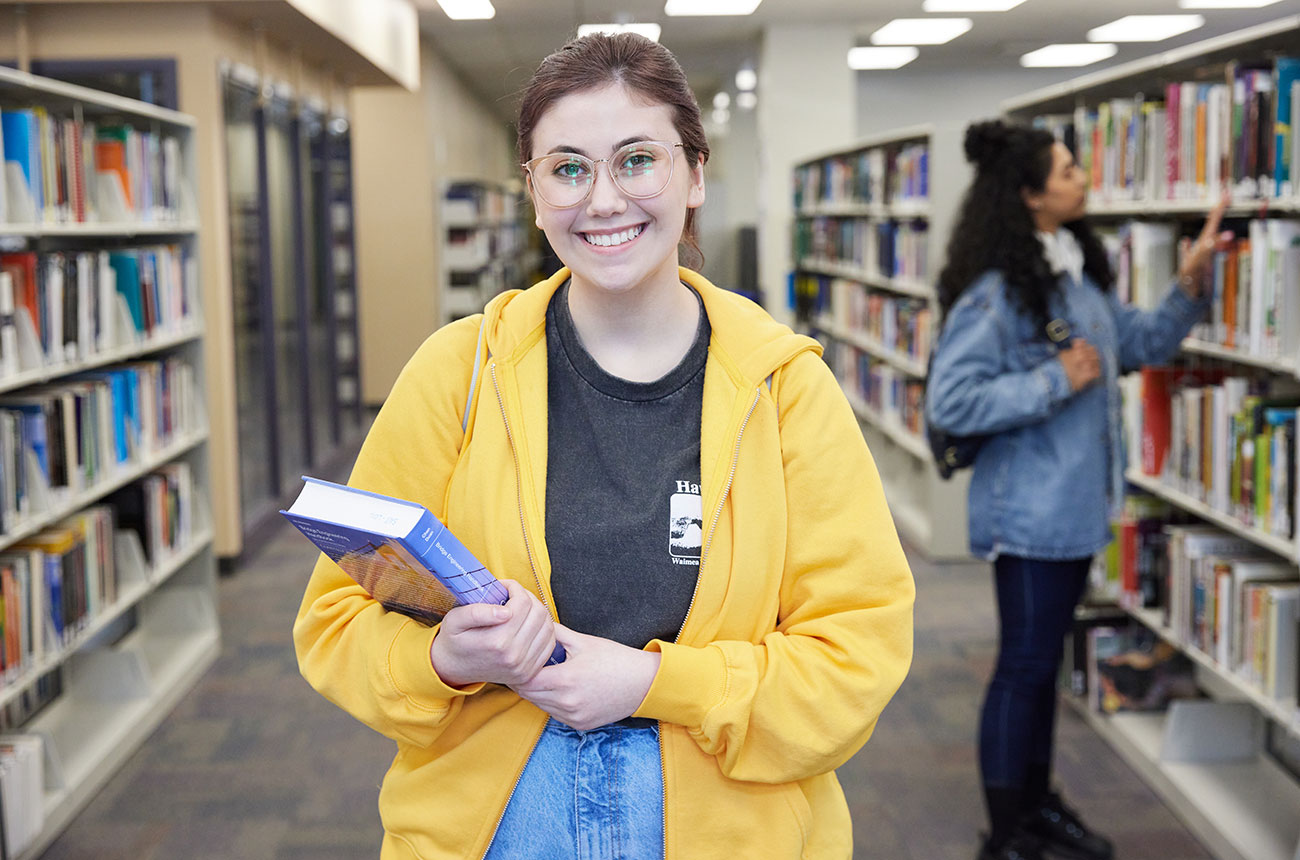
[282,477,565,665]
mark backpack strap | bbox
[462,316,487,434]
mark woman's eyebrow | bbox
[543,136,656,157]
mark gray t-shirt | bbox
[545,282,709,653]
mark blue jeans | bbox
[979,555,1090,791]
[485,719,665,860]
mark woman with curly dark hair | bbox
[927,119,1227,860]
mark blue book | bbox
[9,405,49,483]
[107,252,145,335]
[0,110,41,215]
[1275,57,1300,196]
[283,477,566,665]
[44,554,62,646]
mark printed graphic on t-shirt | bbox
[669,481,702,566]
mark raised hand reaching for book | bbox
[429,580,559,688]
[509,624,662,732]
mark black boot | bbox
[976,830,1046,860]
[1023,791,1114,860]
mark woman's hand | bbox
[510,624,662,731]
[1176,191,1233,298]
[429,579,558,688]
[1058,338,1101,392]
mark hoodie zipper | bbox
[489,362,552,615]
[659,386,763,860]
[478,363,557,860]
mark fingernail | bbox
[494,607,510,621]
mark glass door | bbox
[222,75,276,528]
[263,93,310,496]
[300,107,338,458]
[326,117,363,440]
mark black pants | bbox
[979,554,1091,794]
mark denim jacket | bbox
[926,268,1209,560]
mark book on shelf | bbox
[1087,622,1200,715]
[283,477,566,665]
[1,109,41,223]
[1034,56,1300,203]
[104,461,194,566]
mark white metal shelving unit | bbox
[1004,17,1300,860]
[791,123,971,559]
[0,65,219,860]
[437,179,532,328]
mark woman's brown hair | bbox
[517,32,710,270]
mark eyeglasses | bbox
[522,140,685,209]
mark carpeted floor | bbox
[38,525,1213,859]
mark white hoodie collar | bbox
[1037,228,1084,286]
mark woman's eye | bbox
[553,159,588,179]
[619,151,655,171]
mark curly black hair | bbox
[937,119,1113,330]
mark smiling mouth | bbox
[581,224,645,247]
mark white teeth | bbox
[584,225,643,247]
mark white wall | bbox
[757,25,856,325]
[696,101,758,291]
[855,66,1082,140]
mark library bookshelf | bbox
[0,66,217,859]
[438,179,532,327]
[790,123,971,560]
[1005,16,1300,860]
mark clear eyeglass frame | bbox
[521,140,686,209]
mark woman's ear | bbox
[525,174,545,228]
[1020,187,1042,212]
[686,157,706,209]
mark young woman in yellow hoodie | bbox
[294,32,914,860]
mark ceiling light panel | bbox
[871,18,973,46]
[665,0,762,15]
[1020,43,1118,67]
[1179,0,1282,7]
[436,0,495,20]
[577,23,662,41]
[922,0,1026,10]
[1087,15,1205,42]
[848,47,921,70]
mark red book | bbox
[1141,367,1178,476]
[0,252,41,340]
[1119,516,1138,604]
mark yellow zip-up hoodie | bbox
[293,268,915,859]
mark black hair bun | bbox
[964,120,1013,169]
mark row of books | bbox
[1034,58,1300,202]
[442,181,519,226]
[793,218,929,284]
[1197,219,1299,359]
[0,356,199,535]
[0,245,196,373]
[1101,502,1298,705]
[792,142,929,211]
[0,108,186,225]
[0,461,196,688]
[819,277,934,364]
[0,505,116,669]
[1100,218,1299,362]
[824,339,925,437]
[1128,368,1298,538]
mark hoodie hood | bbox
[480,267,821,388]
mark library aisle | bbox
[35,523,1210,860]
